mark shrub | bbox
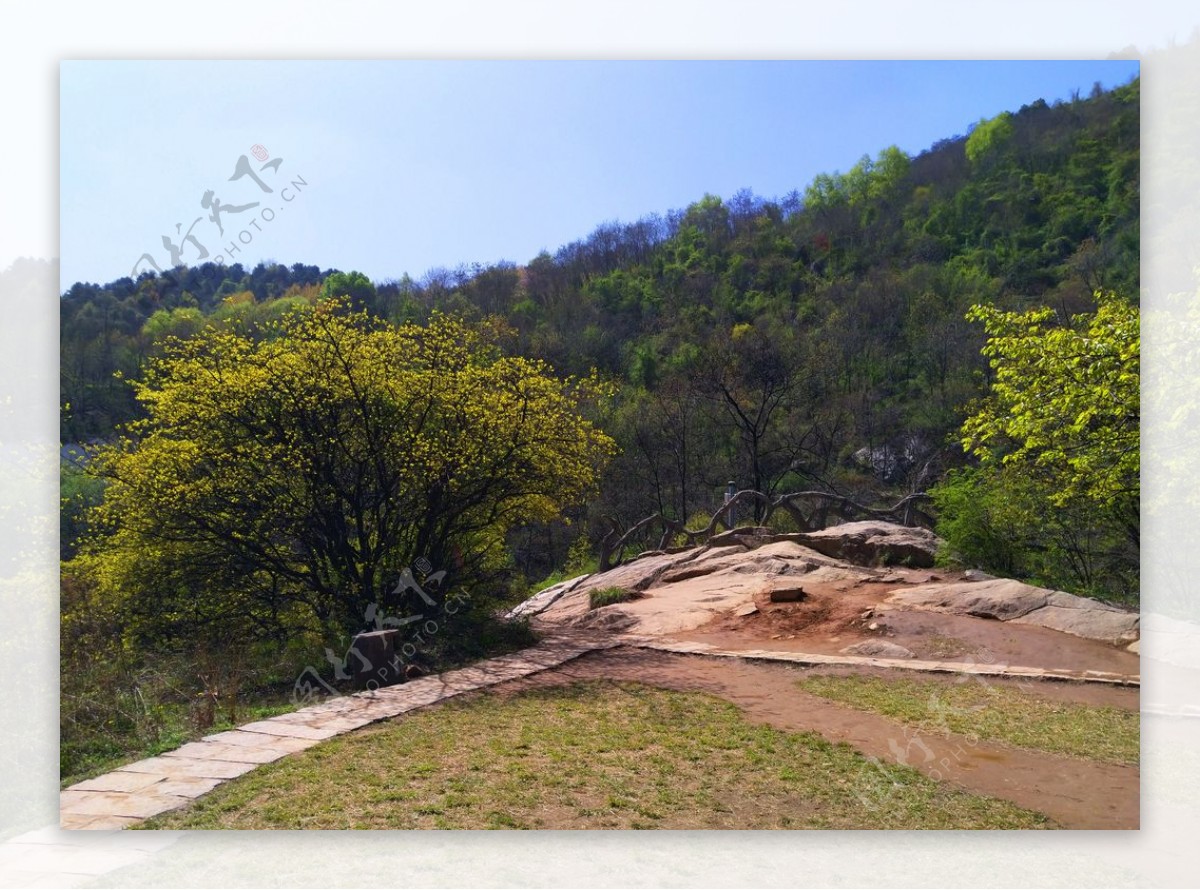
[588,586,634,609]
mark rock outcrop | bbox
[782,521,944,568]
[506,520,1138,657]
[886,580,1138,645]
[1010,591,1140,643]
[888,579,1049,621]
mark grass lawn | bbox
[142,681,1052,829]
[798,674,1138,765]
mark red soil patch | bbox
[671,576,1140,676]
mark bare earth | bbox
[496,647,1139,829]
[511,522,1140,828]
[670,572,1142,676]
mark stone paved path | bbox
[56,633,1137,833]
[59,636,619,831]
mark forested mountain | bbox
[60,76,1139,596]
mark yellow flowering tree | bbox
[79,302,615,643]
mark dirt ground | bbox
[493,646,1139,830]
[668,573,1142,676]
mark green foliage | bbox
[564,533,599,575]
[965,112,1014,165]
[961,292,1139,511]
[319,270,378,312]
[588,586,634,609]
[141,306,204,342]
[60,458,106,559]
[929,466,1030,577]
[62,79,1140,594]
[803,145,910,212]
[934,291,1139,601]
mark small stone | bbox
[868,621,879,630]
[964,569,996,582]
[861,609,873,619]
[841,640,915,658]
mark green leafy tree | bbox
[936,291,1139,599]
[960,292,1139,514]
[77,303,615,644]
[965,112,1014,165]
[320,270,378,314]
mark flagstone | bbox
[233,720,342,740]
[117,755,259,779]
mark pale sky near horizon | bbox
[59,59,1139,290]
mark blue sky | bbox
[59,59,1139,289]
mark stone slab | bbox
[163,742,291,765]
[117,755,259,780]
[201,730,319,752]
[150,776,225,799]
[59,790,192,820]
[234,720,343,741]
[635,640,1139,686]
[68,771,167,794]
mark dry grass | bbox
[798,674,1138,765]
[143,681,1052,830]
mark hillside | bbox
[60,77,1139,596]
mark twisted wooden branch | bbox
[597,490,932,571]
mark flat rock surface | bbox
[1011,604,1140,643]
[887,579,1050,620]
